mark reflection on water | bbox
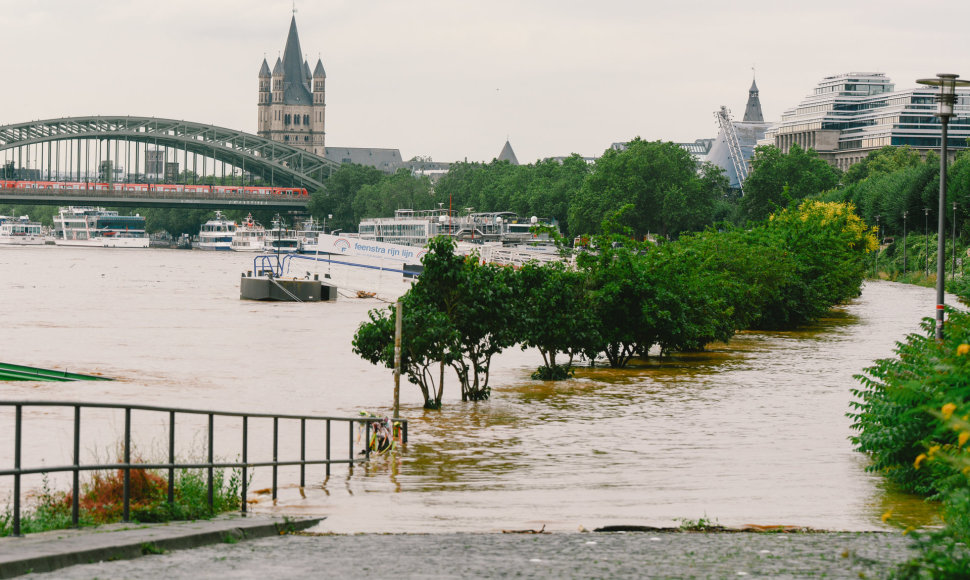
[0,248,945,532]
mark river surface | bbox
[0,246,944,533]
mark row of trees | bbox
[308,139,731,240]
[353,200,876,409]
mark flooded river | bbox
[0,246,942,532]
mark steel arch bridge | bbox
[0,116,338,191]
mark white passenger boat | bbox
[297,218,324,254]
[357,209,559,247]
[0,215,46,245]
[53,207,150,248]
[230,214,266,252]
[198,211,236,251]
[262,217,300,254]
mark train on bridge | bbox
[0,180,308,197]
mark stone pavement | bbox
[0,515,322,578]
[1,521,918,579]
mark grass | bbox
[677,515,726,532]
[0,462,243,537]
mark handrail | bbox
[0,401,407,537]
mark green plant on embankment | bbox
[849,310,970,576]
[0,462,242,536]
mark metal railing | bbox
[0,401,407,537]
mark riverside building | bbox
[760,72,970,171]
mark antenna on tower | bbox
[292,1,297,15]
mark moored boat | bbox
[53,207,150,248]
[262,216,300,254]
[297,218,324,254]
[198,211,236,251]
[0,215,46,245]
[231,214,266,252]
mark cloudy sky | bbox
[3,0,968,164]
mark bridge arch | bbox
[0,116,338,191]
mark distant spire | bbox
[258,58,271,78]
[281,15,313,105]
[743,74,764,123]
[497,140,519,165]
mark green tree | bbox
[352,294,458,410]
[568,138,718,239]
[739,144,842,223]
[408,237,517,400]
[307,163,385,232]
[842,145,924,185]
[750,200,876,329]
[576,232,654,367]
[513,260,597,378]
[353,169,434,220]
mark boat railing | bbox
[0,400,407,537]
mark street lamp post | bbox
[953,202,958,279]
[903,211,908,273]
[916,73,970,340]
[925,207,930,277]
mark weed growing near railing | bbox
[0,462,243,537]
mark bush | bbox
[850,310,970,576]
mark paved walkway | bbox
[0,516,321,578]
[1,520,917,579]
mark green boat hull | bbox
[0,362,112,382]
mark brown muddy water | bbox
[0,246,943,533]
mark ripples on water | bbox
[0,247,944,532]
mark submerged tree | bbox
[513,260,597,379]
[409,237,516,400]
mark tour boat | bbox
[198,211,236,251]
[53,207,150,248]
[262,217,300,254]
[297,218,324,254]
[231,214,266,252]
[0,215,46,245]
[357,209,558,247]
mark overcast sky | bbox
[3,0,968,164]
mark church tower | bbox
[258,16,326,155]
[742,78,764,123]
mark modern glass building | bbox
[761,72,970,171]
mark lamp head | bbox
[916,73,970,118]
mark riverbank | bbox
[14,524,916,579]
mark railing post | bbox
[72,405,80,527]
[325,419,331,477]
[365,420,371,461]
[300,418,306,488]
[272,417,279,501]
[168,411,175,505]
[13,404,22,536]
[123,407,131,522]
[348,421,354,462]
[207,413,214,512]
[241,416,248,515]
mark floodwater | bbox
[0,246,943,533]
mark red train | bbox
[0,180,309,197]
